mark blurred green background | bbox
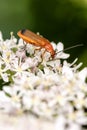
[0,0,87,67]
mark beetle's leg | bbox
[23,41,27,49]
[19,40,27,51]
[41,49,46,59]
[34,47,41,55]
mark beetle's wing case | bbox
[17,29,51,47]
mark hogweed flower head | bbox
[0,32,87,130]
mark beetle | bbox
[17,29,83,59]
[17,29,55,58]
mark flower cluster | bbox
[0,31,87,130]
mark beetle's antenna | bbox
[56,43,84,54]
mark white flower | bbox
[55,42,70,59]
[0,86,22,114]
[0,50,16,68]
[62,64,74,80]
[10,58,30,77]
[66,122,81,130]
[74,92,87,109]
[55,115,66,130]
[0,38,17,53]
[78,67,87,82]
[17,38,25,47]
[26,43,36,55]
[0,62,9,82]
[22,91,41,111]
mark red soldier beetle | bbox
[17,29,83,59]
[17,29,55,58]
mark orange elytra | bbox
[17,29,55,58]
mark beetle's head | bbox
[45,44,55,58]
